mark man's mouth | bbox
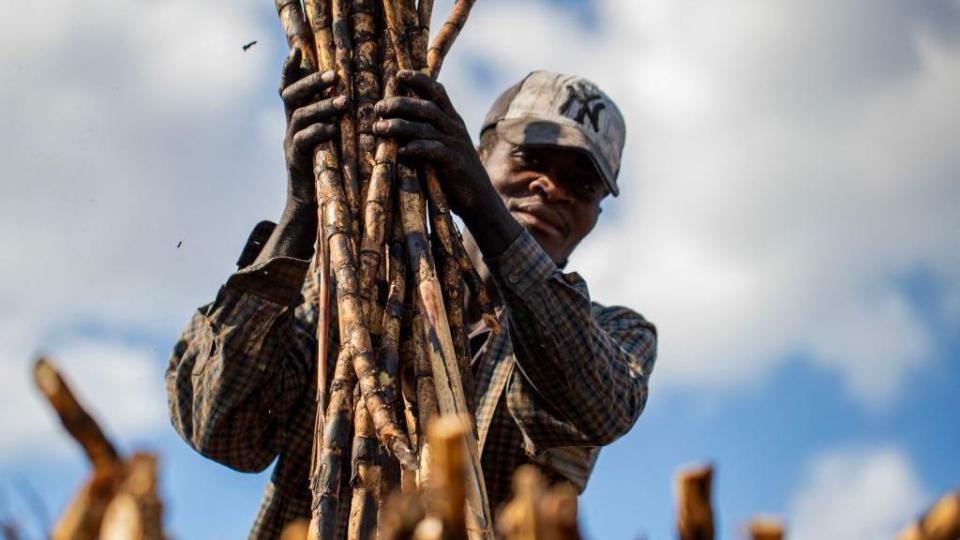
[512,204,568,238]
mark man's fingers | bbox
[289,97,350,135]
[397,139,451,165]
[281,70,338,109]
[375,97,461,135]
[396,70,458,118]
[278,47,303,95]
[373,118,444,141]
[291,122,338,157]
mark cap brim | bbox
[495,118,619,197]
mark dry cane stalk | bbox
[33,358,121,471]
[676,465,714,540]
[425,0,475,79]
[378,215,409,502]
[747,518,784,540]
[51,468,120,540]
[349,216,406,540]
[411,302,439,487]
[99,453,164,540]
[346,397,380,540]
[331,0,363,239]
[539,483,581,540]
[427,416,469,540]
[399,293,422,495]
[496,466,545,540]
[35,362,118,540]
[403,0,478,408]
[429,190,475,410]
[350,0,381,206]
[416,0,434,56]
[379,491,427,540]
[300,0,415,471]
[896,490,960,540]
[311,346,357,540]
[382,0,493,535]
[358,31,398,335]
[419,0,499,336]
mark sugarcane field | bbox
[1,0,958,539]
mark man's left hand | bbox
[373,70,499,224]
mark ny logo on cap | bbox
[559,82,606,132]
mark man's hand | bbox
[374,70,521,257]
[252,47,349,264]
[374,70,500,222]
[280,46,348,210]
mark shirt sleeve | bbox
[165,223,321,472]
[486,229,657,452]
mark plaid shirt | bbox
[166,223,657,539]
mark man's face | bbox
[481,134,607,264]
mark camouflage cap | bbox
[481,71,626,196]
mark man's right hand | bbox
[251,48,348,265]
[280,46,349,210]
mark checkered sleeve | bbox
[165,253,316,473]
[486,229,657,452]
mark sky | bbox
[0,0,958,538]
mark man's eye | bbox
[579,182,600,198]
[512,147,541,168]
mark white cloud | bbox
[440,0,960,406]
[0,0,279,456]
[0,0,957,463]
[788,446,929,540]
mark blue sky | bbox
[1,0,958,538]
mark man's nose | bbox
[529,174,574,205]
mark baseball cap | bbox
[481,71,626,196]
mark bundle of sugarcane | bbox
[271,0,496,538]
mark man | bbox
[166,48,657,538]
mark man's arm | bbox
[374,70,656,450]
[491,229,657,450]
[166,47,344,470]
[166,221,325,471]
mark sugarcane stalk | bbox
[100,453,164,540]
[331,0,362,239]
[416,0,434,54]
[676,465,714,540]
[350,0,380,204]
[378,215,408,502]
[381,215,408,419]
[310,345,356,540]
[346,397,380,540]
[455,242,500,332]
[748,519,784,540]
[896,491,960,540]
[400,0,426,72]
[411,301,439,487]
[405,0,500,338]
[429,186,475,410]
[398,294,421,495]
[358,38,398,333]
[51,468,120,540]
[382,2,493,534]
[300,0,415,472]
[33,358,121,472]
[496,466,545,540]
[539,483,581,540]
[427,416,469,540]
[425,0,475,79]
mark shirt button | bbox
[508,273,520,284]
